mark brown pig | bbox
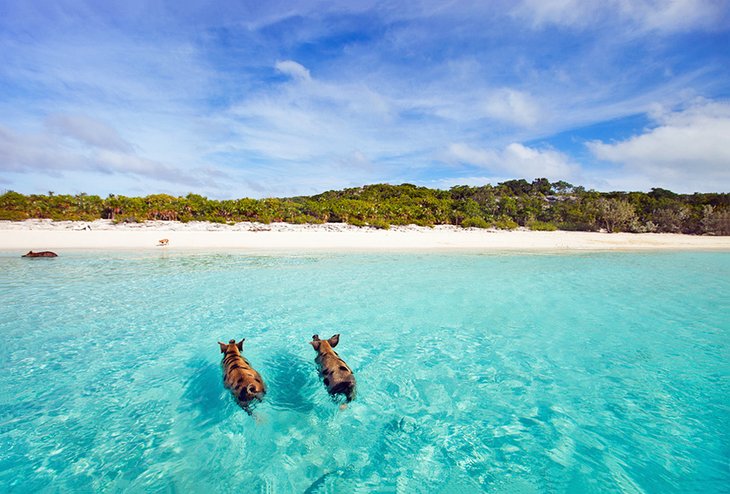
[22,251,58,257]
[218,339,266,410]
[310,334,356,402]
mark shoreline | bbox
[1,220,729,253]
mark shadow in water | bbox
[263,352,320,412]
[179,358,229,427]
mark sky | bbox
[1,0,729,198]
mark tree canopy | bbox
[1,180,728,235]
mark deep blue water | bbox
[0,251,728,493]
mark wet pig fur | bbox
[310,334,356,402]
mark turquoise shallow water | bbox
[0,251,728,493]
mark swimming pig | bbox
[310,334,356,402]
[218,339,266,409]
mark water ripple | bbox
[0,252,728,492]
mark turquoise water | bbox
[0,251,728,493]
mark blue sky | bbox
[1,0,729,198]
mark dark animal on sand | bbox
[310,334,356,402]
[218,339,266,410]
[22,251,58,258]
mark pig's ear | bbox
[328,334,340,348]
[310,339,321,351]
[236,339,244,351]
[218,342,227,353]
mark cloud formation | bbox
[588,101,730,191]
[514,0,726,32]
[484,89,541,128]
[0,1,727,197]
[448,142,580,182]
[275,60,312,81]
[0,119,230,191]
[46,114,133,153]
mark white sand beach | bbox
[1,219,729,252]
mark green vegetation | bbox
[1,180,728,234]
[526,220,558,231]
[461,217,490,229]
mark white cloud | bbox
[447,142,580,181]
[226,72,416,164]
[484,89,541,127]
[514,0,596,28]
[46,114,133,153]
[588,100,730,192]
[622,0,724,32]
[514,0,725,32]
[275,60,311,81]
[0,1,727,198]
[0,123,230,190]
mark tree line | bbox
[1,179,728,234]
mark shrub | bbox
[527,220,557,231]
[347,218,367,227]
[652,206,689,233]
[368,219,390,230]
[494,217,519,230]
[630,220,657,233]
[0,210,29,221]
[701,206,730,235]
[597,198,637,233]
[289,215,308,224]
[461,217,490,229]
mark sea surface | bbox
[0,251,728,493]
